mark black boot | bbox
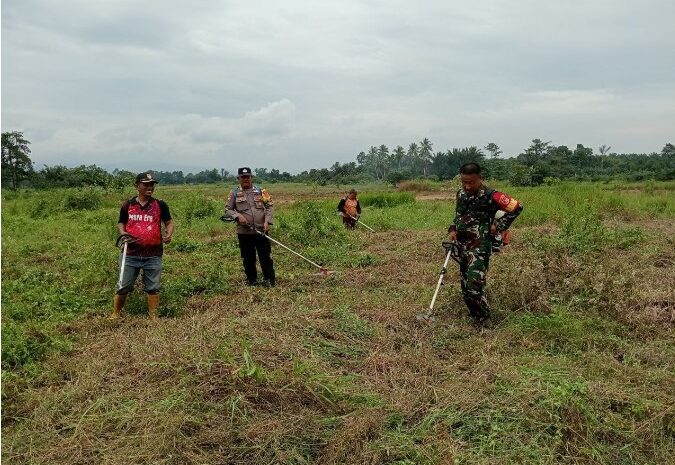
[476,315,494,329]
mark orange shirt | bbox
[343,198,358,217]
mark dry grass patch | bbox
[3,210,675,464]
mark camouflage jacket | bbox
[225,185,274,235]
[449,185,523,250]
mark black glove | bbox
[116,234,137,247]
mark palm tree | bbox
[392,145,405,169]
[367,146,379,178]
[356,151,367,166]
[598,144,611,170]
[377,144,390,179]
[419,138,433,176]
[406,142,419,173]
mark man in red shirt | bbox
[111,172,174,320]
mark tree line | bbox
[355,138,675,185]
[2,130,674,189]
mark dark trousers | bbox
[342,216,357,229]
[237,233,275,284]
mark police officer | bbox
[225,167,276,286]
[448,162,523,327]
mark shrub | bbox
[359,192,415,208]
[28,195,63,218]
[63,187,104,211]
[275,201,347,246]
[538,211,644,255]
[170,238,201,253]
[397,180,440,192]
[175,194,221,225]
[386,171,410,187]
[1,323,71,370]
[543,177,561,186]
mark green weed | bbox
[537,211,644,255]
[359,192,415,208]
[2,181,674,465]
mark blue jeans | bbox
[116,255,162,295]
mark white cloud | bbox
[25,99,297,167]
[2,0,674,170]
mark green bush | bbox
[397,180,440,192]
[1,322,71,370]
[28,195,63,218]
[386,170,410,186]
[175,194,221,225]
[63,187,104,211]
[170,238,201,253]
[538,211,644,255]
[542,177,561,186]
[359,192,415,208]
[275,201,347,246]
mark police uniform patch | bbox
[261,189,273,206]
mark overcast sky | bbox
[2,0,674,173]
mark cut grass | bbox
[2,181,674,464]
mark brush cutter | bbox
[115,233,138,291]
[341,212,375,232]
[416,240,463,322]
[220,216,336,276]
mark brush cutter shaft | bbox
[221,215,329,273]
[117,242,128,290]
[428,249,453,311]
[255,230,324,270]
[347,213,375,232]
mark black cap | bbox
[238,167,252,176]
[135,171,157,184]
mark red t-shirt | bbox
[118,197,172,257]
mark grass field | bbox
[2,181,674,464]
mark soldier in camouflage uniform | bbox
[448,163,523,327]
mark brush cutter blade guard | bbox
[416,309,435,323]
[115,234,138,248]
[318,266,338,276]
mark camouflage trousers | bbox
[459,247,491,321]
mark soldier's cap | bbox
[135,171,157,184]
[238,167,252,177]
